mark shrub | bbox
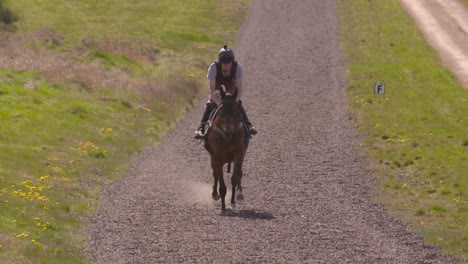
[0,0,19,26]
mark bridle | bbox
[210,101,243,140]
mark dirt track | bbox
[401,0,468,89]
[85,1,463,263]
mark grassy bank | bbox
[0,0,250,263]
[338,0,467,260]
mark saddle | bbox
[203,106,250,161]
[204,106,247,139]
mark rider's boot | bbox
[194,124,206,140]
[194,103,215,139]
[238,101,257,136]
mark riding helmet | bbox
[218,45,235,63]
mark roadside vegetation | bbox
[0,0,250,263]
[338,0,467,260]
[0,0,18,30]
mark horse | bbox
[204,86,249,210]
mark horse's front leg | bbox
[217,165,226,210]
[234,159,244,201]
[230,166,238,207]
[212,159,226,210]
[211,159,220,201]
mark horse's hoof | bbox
[236,193,244,201]
[212,194,221,201]
[230,203,236,209]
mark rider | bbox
[194,45,257,139]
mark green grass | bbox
[0,68,160,263]
[5,0,245,54]
[0,0,250,263]
[338,0,467,260]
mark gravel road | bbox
[85,1,464,263]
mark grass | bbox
[5,0,245,55]
[0,68,161,263]
[338,0,468,260]
[0,0,250,263]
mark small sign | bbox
[374,81,385,94]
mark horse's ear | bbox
[220,85,227,99]
[232,87,238,100]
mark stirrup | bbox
[248,126,257,136]
[194,129,205,140]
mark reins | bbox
[208,102,243,140]
[210,122,244,140]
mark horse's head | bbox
[215,86,243,138]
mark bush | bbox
[0,0,19,25]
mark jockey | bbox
[194,45,257,139]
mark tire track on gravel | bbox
[86,1,463,263]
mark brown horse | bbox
[204,87,249,210]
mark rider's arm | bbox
[235,62,244,102]
[208,79,220,105]
[206,63,220,105]
[236,80,243,102]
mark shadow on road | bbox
[221,209,274,220]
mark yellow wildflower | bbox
[38,196,49,202]
[20,180,32,186]
[40,175,50,181]
[15,233,29,238]
[402,183,408,188]
[187,72,196,78]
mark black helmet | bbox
[218,45,235,63]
